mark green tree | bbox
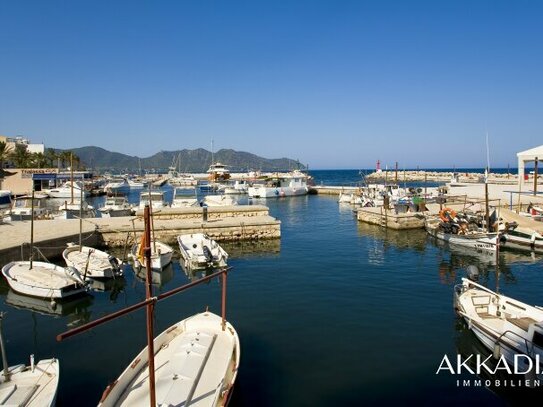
[44,148,58,167]
[9,144,31,168]
[31,152,48,168]
[0,141,12,170]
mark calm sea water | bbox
[1,170,541,406]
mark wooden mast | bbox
[144,205,156,407]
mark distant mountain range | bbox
[59,146,303,172]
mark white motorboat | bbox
[177,233,228,270]
[201,194,237,207]
[454,277,543,380]
[248,170,308,198]
[1,261,86,299]
[0,190,11,210]
[56,200,96,219]
[97,311,240,407]
[169,174,198,186]
[0,353,60,407]
[8,194,49,221]
[62,244,123,279]
[171,187,199,208]
[130,239,173,270]
[138,190,167,210]
[223,180,249,195]
[99,196,134,217]
[104,178,130,195]
[127,178,146,189]
[46,181,89,198]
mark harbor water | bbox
[0,170,541,406]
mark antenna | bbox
[485,129,490,173]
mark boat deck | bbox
[4,262,78,289]
[118,324,234,406]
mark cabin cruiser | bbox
[56,199,97,219]
[45,181,89,198]
[8,194,49,221]
[104,178,130,195]
[138,190,167,210]
[99,196,134,217]
[171,187,198,208]
[248,170,308,198]
[207,162,230,182]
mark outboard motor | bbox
[108,255,121,275]
[202,245,213,264]
[66,266,86,286]
[466,265,479,281]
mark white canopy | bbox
[517,145,543,186]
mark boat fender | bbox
[466,265,479,281]
[439,208,457,222]
[203,245,213,263]
[108,255,120,272]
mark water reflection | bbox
[87,277,126,303]
[133,263,174,288]
[5,289,93,321]
[221,239,281,259]
[356,222,428,252]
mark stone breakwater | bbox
[365,170,521,184]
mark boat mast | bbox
[485,132,490,232]
[143,205,157,407]
[30,187,35,269]
[0,313,11,382]
[79,176,83,250]
[70,153,74,204]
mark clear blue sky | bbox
[1,1,542,169]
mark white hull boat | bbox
[425,217,498,252]
[139,191,167,210]
[0,356,60,406]
[455,278,543,380]
[500,224,543,254]
[1,261,86,299]
[8,195,48,221]
[46,181,89,198]
[202,195,237,207]
[98,311,240,407]
[177,233,228,270]
[99,197,134,217]
[130,240,173,270]
[104,179,130,195]
[248,170,308,198]
[171,187,199,208]
[62,244,122,279]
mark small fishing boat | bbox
[130,239,173,270]
[0,315,60,407]
[425,209,498,252]
[62,244,123,279]
[177,233,228,270]
[454,277,543,380]
[223,180,249,195]
[500,222,543,253]
[56,199,96,219]
[1,261,86,299]
[97,311,240,407]
[99,196,134,217]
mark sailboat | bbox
[0,314,60,406]
[130,197,173,270]
[56,206,240,407]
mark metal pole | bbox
[221,270,227,331]
[395,162,398,184]
[79,176,83,250]
[0,313,11,381]
[534,157,538,196]
[148,189,156,253]
[30,188,35,268]
[70,153,74,204]
[485,182,490,232]
[57,268,231,342]
[144,206,156,407]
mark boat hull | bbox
[177,234,229,270]
[98,312,240,407]
[62,245,122,279]
[1,261,86,299]
[130,241,173,270]
[248,186,308,198]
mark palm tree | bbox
[44,148,58,167]
[9,144,31,168]
[0,141,12,170]
[31,152,48,168]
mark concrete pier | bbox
[309,186,358,195]
[0,205,280,264]
[357,207,425,230]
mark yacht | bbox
[248,170,308,198]
[207,162,230,182]
[46,181,89,198]
[104,178,130,195]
